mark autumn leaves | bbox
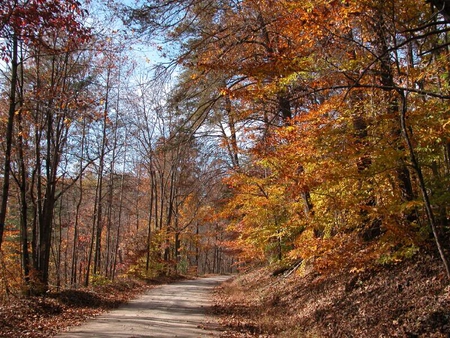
[161,0,450,272]
[1,0,449,297]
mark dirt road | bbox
[56,275,231,338]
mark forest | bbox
[0,0,450,300]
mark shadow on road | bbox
[56,275,231,338]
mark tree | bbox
[0,0,90,252]
[126,0,450,276]
[0,0,92,293]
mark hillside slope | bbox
[213,253,450,337]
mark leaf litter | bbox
[212,252,450,337]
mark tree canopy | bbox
[0,0,449,296]
[128,0,450,276]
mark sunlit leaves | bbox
[126,0,450,274]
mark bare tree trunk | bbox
[0,33,18,249]
[93,68,111,278]
[71,119,86,286]
[105,114,120,278]
[17,118,30,287]
[53,196,64,291]
[35,53,62,291]
[146,163,155,272]
[112,144,127,281]
[12,38,31,289]
[164,169,176,263]
[135,162,142,234]
[85,167,100,287]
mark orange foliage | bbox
[204,0,449,272]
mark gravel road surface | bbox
[56,275,231,337]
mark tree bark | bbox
[0,33,18,250]
[398,92,450,279]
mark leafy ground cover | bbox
[0,276,184,337]
[2,253,449,338]
[213,252,450,337]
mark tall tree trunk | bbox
[164,168,176,263]
[373,10,415,213]
[13,38,31,289]
[135,162,141,234]
[112,146,127,281]
[36,50,71,291]
[93,120,106,277]
[85,180,99,287]
[17,116,30,287]
[0,33,18,250]
[93,68,111,277]
[53,197,64,290]
[398,92,450,279]
[105,118,119,277]
[71,119,86,286]
[146,164,155,272]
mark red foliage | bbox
[0,0,91,60]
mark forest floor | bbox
[212,251,450,337]
[0,275,184,337]
[1,252,449,338]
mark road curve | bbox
[56,275,231,338]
